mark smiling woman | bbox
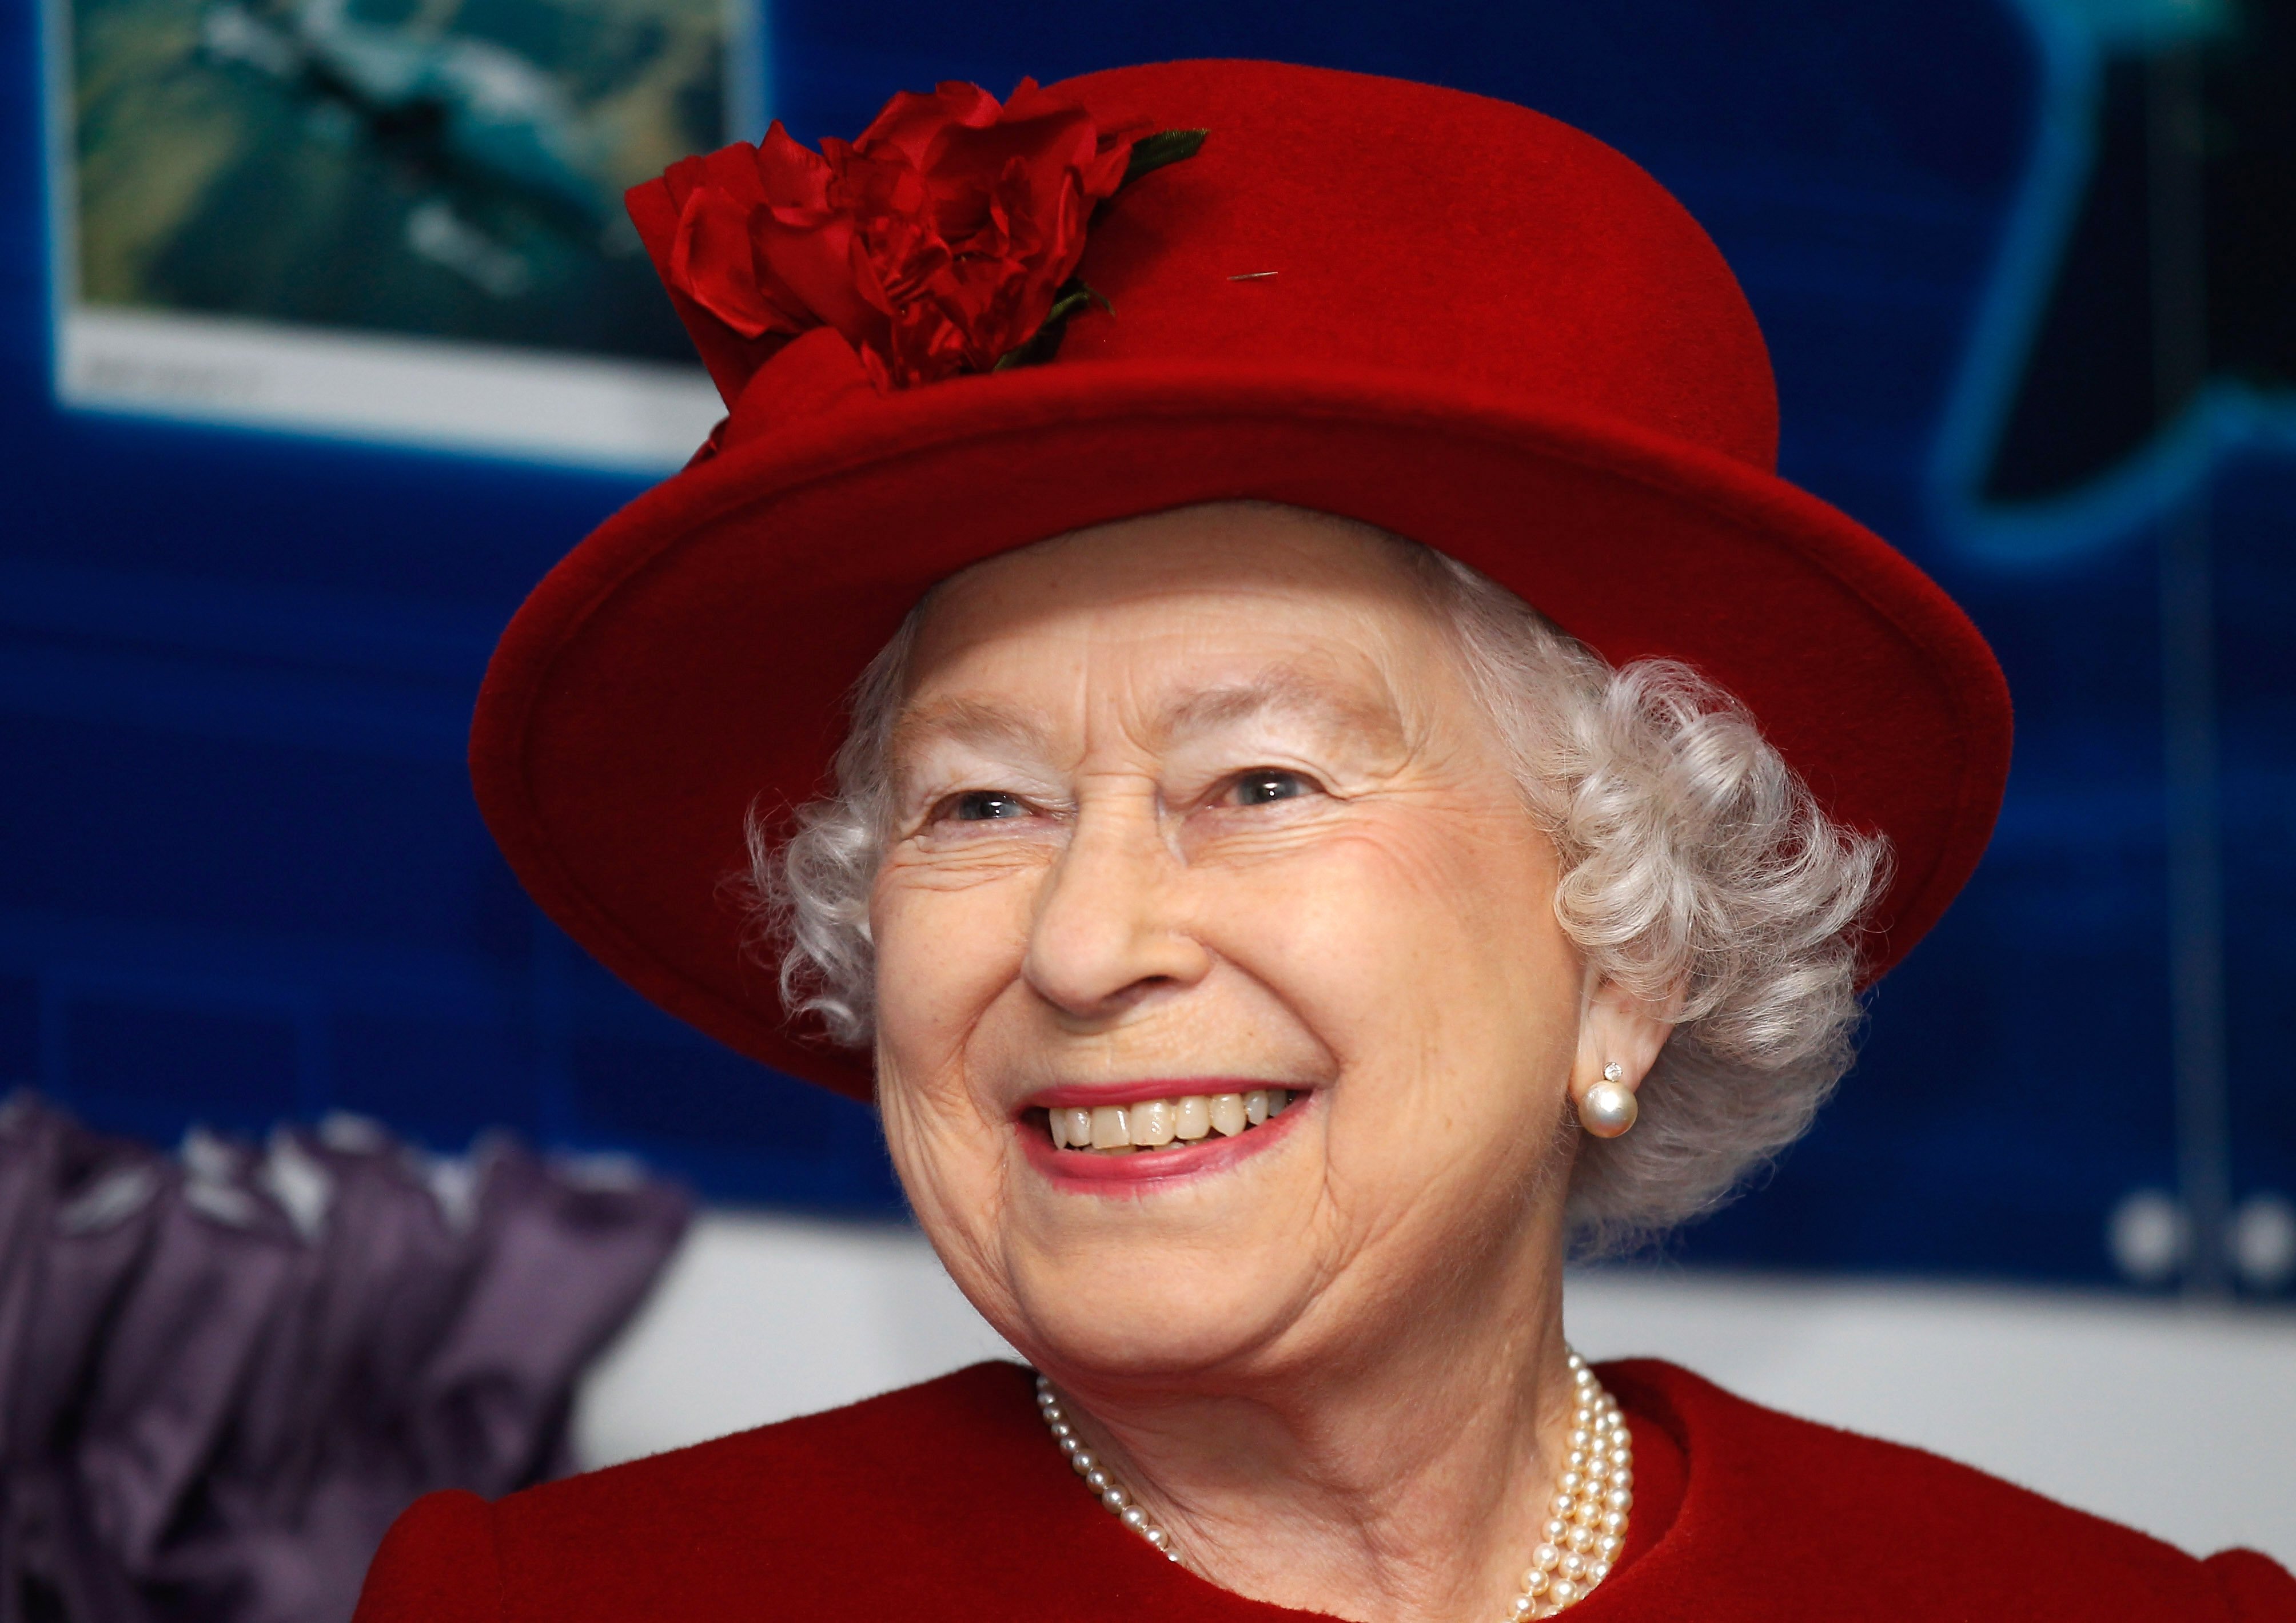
[354,57,2291,1623]
[764,506,1886,1255]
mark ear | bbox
[1571,968,1680,1112]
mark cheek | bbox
[870,862,1037,1087]
[1206,816,1574,1093]
[870,869,1035,1272]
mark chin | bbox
[998,1244,1308,1383]
[1006,1276,1295,1386]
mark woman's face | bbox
[871,506,1590,1388]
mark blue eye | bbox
[951,791,1029,821]
[1233,770,1310,806]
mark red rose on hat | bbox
[655,80,1150,393]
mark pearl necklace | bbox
[1032,1350,1633,1618]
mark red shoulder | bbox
[353,1489,502,1623]
[2205,1549,2296,1618]
[1599,1358,2295,1622]
[464,1361,1226,1623]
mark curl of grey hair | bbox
[750,516,1890,1255]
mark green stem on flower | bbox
[992,278,1112,371]
[1122,129,1209,188]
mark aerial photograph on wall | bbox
[60,0,738,361]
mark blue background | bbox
[5,0,2290,1285]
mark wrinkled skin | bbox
[871,503,1669,1622]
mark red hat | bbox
[471,59,2012,1104]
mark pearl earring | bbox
[1579,1061,1639,1138]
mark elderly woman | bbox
[357,59,2291,1623]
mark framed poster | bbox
[41,0,757,467]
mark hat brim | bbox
[472,357,2011,1102]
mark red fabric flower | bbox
[654,81,1143,393]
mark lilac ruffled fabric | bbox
[0,1097,690,1623]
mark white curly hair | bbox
[750,505,1891,1254]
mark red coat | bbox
[353,1359,2294,1621]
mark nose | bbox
[1022,789,1211,1021]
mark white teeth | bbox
[1046,1090,1305,1153]
[1129,1099,1175,1147]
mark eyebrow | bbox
[1157,667,1403,748]
[888,697,1048,773]
[890,666,1402,781]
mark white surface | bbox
[575,1211,2296,1564]
[573,1211,1017,1470]
[58,307,723,471]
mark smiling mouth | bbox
[1030,1089,1297,1156]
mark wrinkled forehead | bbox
[891,504,1457,759]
